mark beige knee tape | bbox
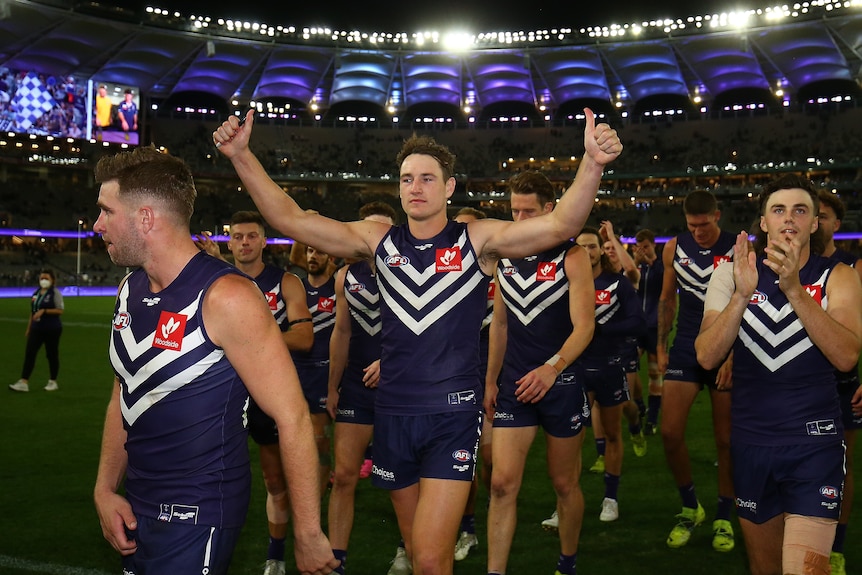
[782,514,834,575]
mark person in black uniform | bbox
[9,269,64,392]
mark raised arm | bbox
[479,109,622,260]
[213,111,387,260]
[601,220,640,286]
[203,274,337,574]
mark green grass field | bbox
[0,295,859,574]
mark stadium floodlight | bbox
[443,31,473,52]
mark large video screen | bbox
[88,80,140,145]
[0,68,88,138]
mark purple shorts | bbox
[295,362,329,414]
[122,515,241,575]
[731,440,846,524]
[493,370,589,438]
[335,382,376,425]
[371,411,481,490]
[582,364,631,407]
[664,354,721,391]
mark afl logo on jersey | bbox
[385,254,409,267]
[452,449,471,463]
[112,311,131,331]
[678,257,693,266]
[749,291,767,305]
[348,283,365,293]
[501,266,518,276]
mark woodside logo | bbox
[152,311,187,351]
[536,262,556,281]
[436,247,462,272]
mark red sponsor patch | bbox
[487,281,496,300]
[264,291,277,310]
[317,297,335,313]
[152,311,187,351]
[713,255,731,268]
[436,247,463,272]
[804,284,822,305]
[536,262,557,281]
[595,289,611,306]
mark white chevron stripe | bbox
[595,280,621,325]
[738,325,814,373]
[379,230,470,286]
[499,254,565,291]
[743,312,804,348]
[499,279,568,325]
[351,313,382,336]
[111,326,207,394]
[345,290,381,337]
[344,286,380,309]
[379,270,485,335]
[377,248,477,312]
[115,286,205,362]
[120,349,224,425]
[313,315,336,333]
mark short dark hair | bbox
[358,201,397,222]
[455,207,486,220]
[396,134,456,180]
[507,171,556,206]
[683,190,718,216]
[758,174,819,217]
[230,210,266,229]
[579,226,601,241]
[752,174,825,255]
[635,229,655,243]
[94,146,196,225]
[38,269,56,282]
[817,190,845,221]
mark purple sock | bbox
[679,483,698,510]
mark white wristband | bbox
[545,354,564,374]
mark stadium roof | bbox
[1,0,860,118]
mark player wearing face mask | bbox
[9,269,65,392]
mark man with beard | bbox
[294,245,338,497]
[92,147,337,575]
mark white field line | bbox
[0,554,113,575]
